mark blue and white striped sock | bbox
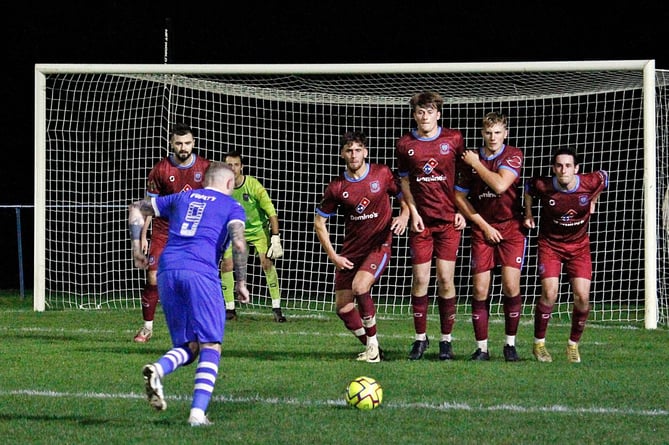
[156,346,193,377]
[191,348,220,413]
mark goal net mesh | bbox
[39,65,669,325]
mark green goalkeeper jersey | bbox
[232,175,277,236]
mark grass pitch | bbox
[0,293,667,444]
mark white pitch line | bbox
[2,390,666,417]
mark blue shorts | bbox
[157,269,225,345]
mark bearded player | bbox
[134,123,212,343]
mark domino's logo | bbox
[423,158,438,174]
[356,197,370,214]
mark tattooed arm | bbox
[228,219,250,303]
[128,198,155,269]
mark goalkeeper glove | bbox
[267,234,284,259]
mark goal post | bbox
[34,61,669,328]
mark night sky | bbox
[3,1,668,289]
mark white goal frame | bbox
[34,60,665,329]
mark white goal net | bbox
[34,61,669,328]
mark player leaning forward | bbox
[524,147,608,363]
[128,162,249,426]
[314,130,409,363]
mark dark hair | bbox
[224,150,245,165]
[552,147,580,166]
[170,122,194,138]
[409,91,443,111]
[340,130,368,148]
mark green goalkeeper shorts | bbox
[223,230,269,258]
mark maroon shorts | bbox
[470,219,527,274]
[409,222,461,264]
[334,243,392,291]
[147,233,167,272]
[537,237,592,280]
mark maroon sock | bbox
[438,297,456,335]
[356,292,377,337]
[534,302,554,339]
[570,306,590,343]
[141,284,159,321]
[337,308,366,345]
[411,295,428,335]
[472,299,489,341]
[503,294,522,336]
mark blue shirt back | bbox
[152,187,246,276]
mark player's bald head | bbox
[204,162,235,194]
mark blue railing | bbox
[0,205,31,298]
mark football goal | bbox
[34,61,669,328]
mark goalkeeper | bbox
[220,151,287,322]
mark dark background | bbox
[3,1,668,290]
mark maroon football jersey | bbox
[456,144,524,223]
[525,171,608,244]
[316,163,400,258]
[146,154,211,237]
[396,127,465,225]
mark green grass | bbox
[0,292,667,444]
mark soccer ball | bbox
[345,376,383,410]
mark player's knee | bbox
[181,342,198,365]
[336,301,356,314]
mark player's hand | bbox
[454,213,466,231]
[267,234,284,259]
[461,149,479,166]
[132,245,149,269]
[485,226,503,244]
[333,255,354,271]
[410,213,425,233]
[235,280,250,304]
[390,215,409,235]
[523,216,536,229]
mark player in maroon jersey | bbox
[134,123,212,343]
[315,130,409,363]
[524,147,608,363]
[395,91,466,361]
[455,112,526,362]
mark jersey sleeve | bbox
[315,181,338,218]
[250,177,278,218]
